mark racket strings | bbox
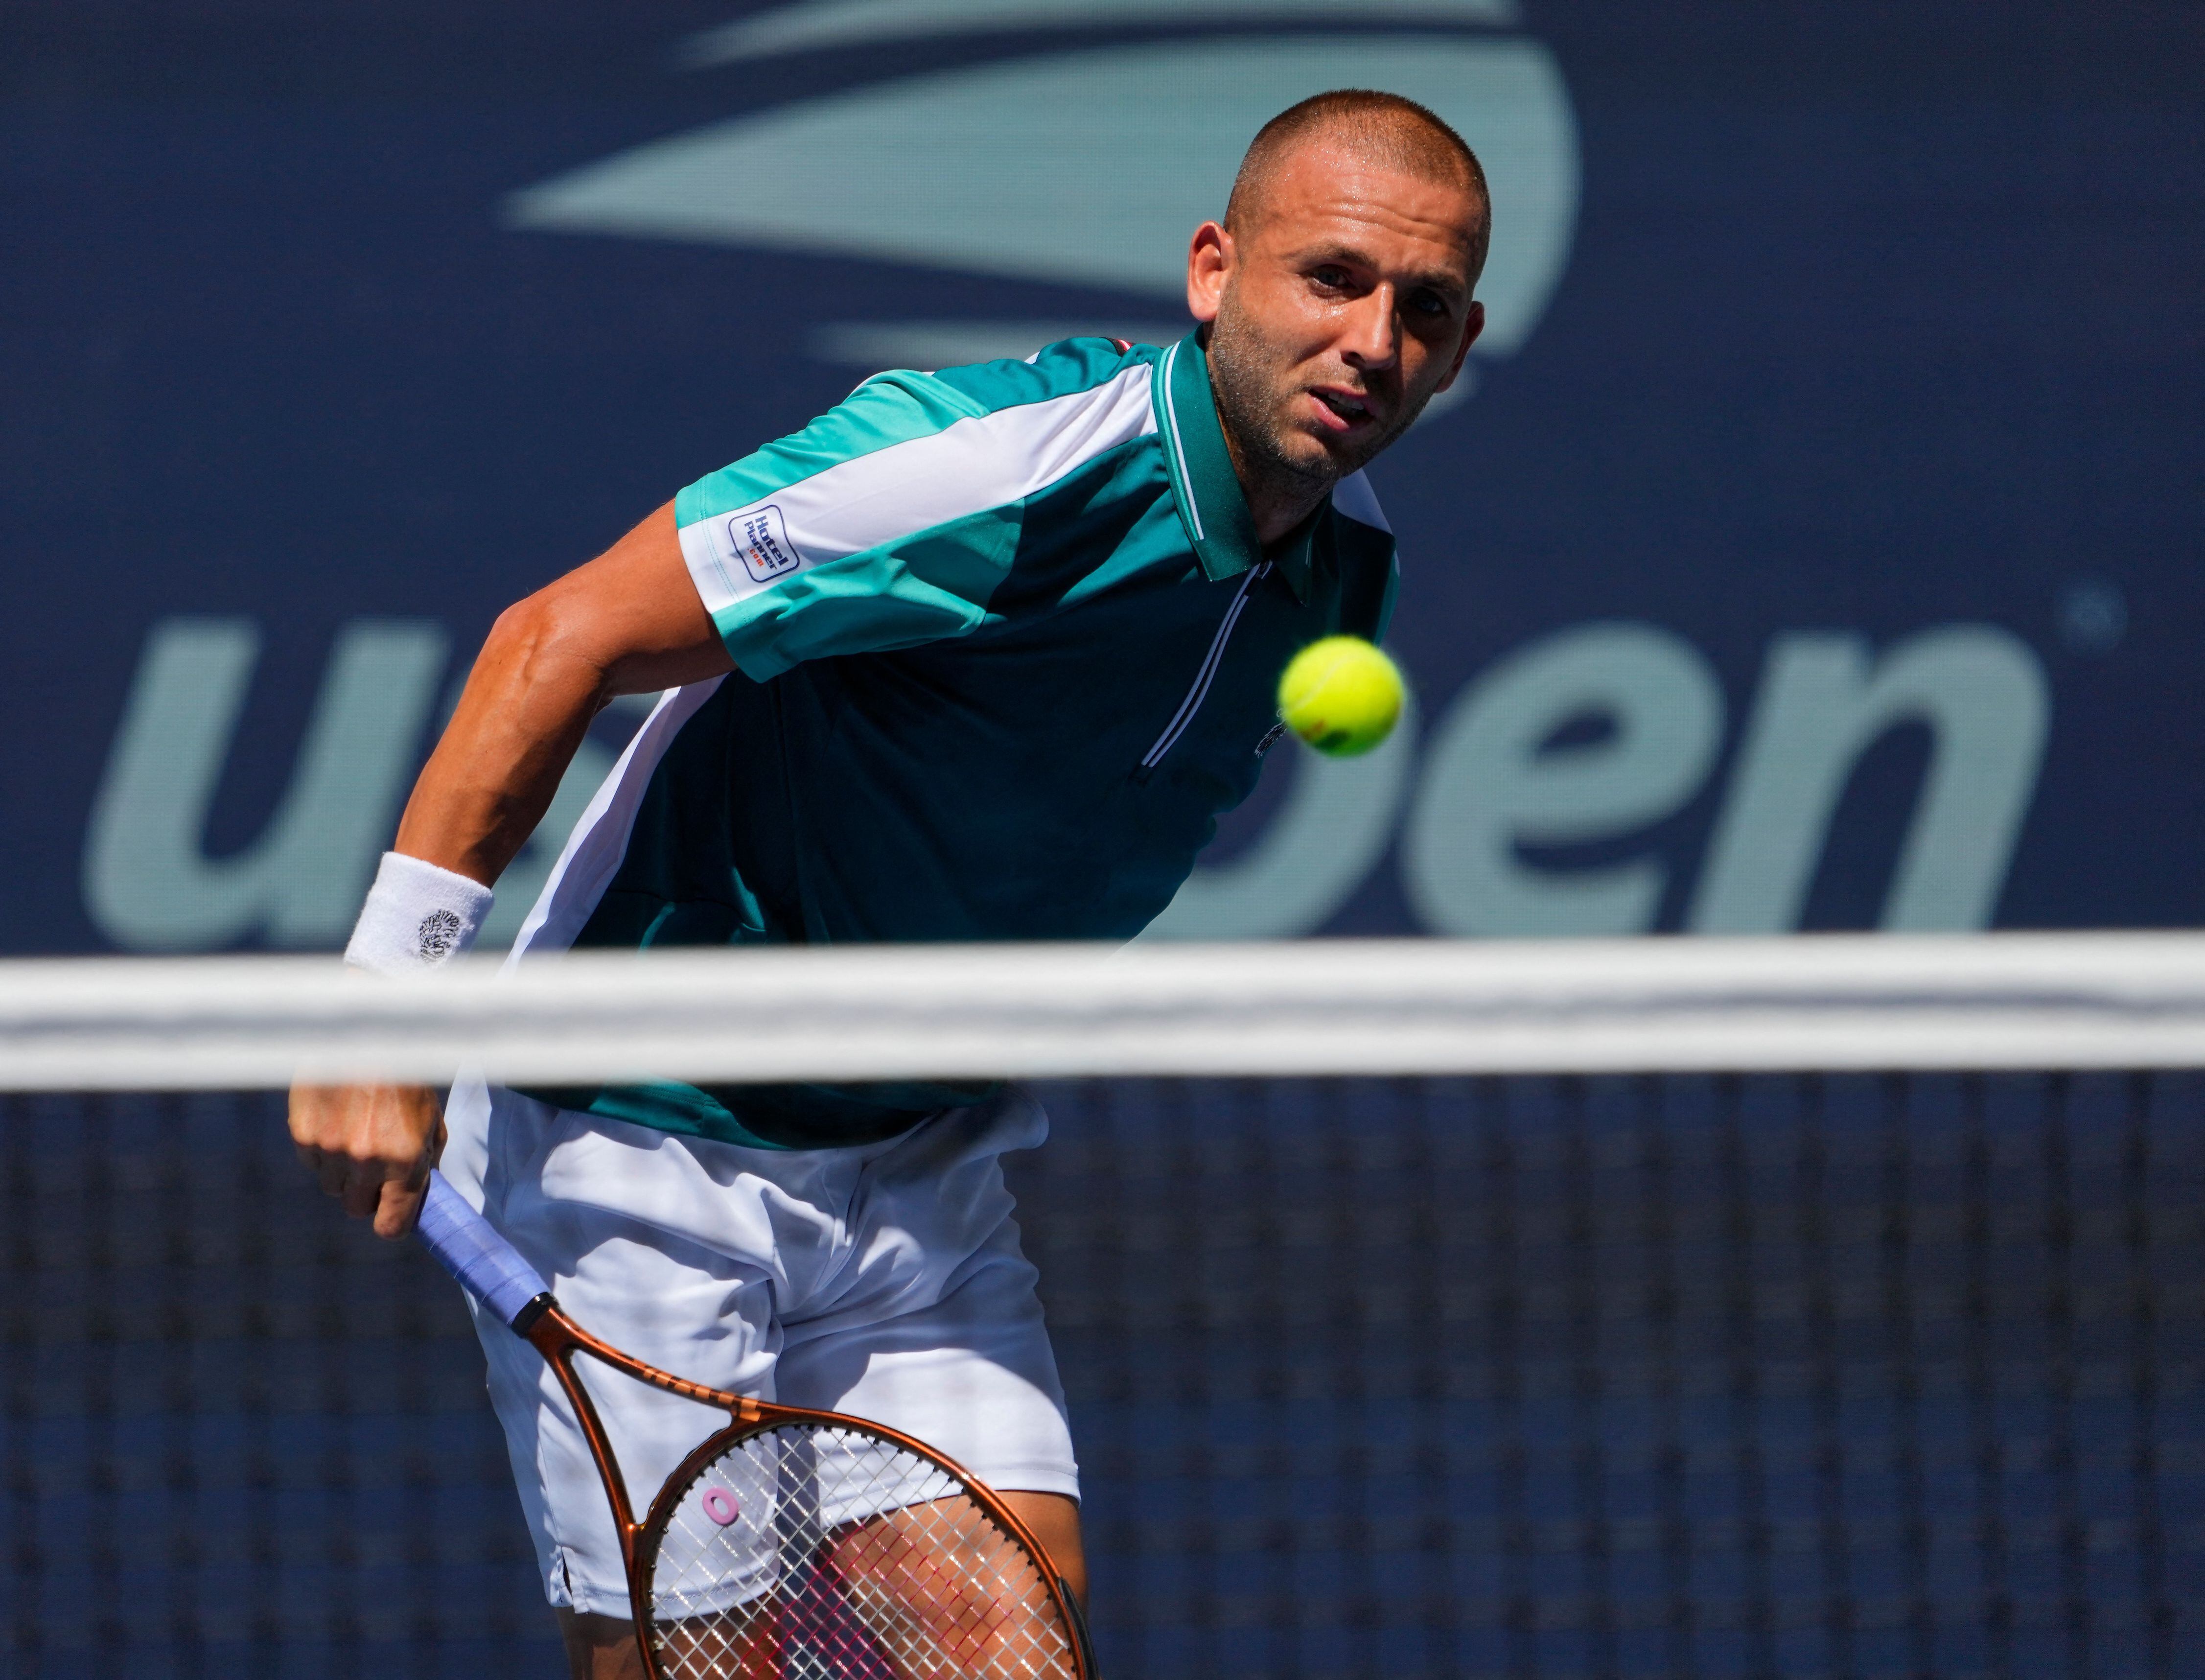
[646,1423,1078,1679]
[826,1500,1064,1679]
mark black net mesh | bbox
[2,1073,2199,1678]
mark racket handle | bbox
[418,1169,554,1330]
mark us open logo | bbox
[503,1,1581,404]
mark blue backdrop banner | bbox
[3,2,2198,954]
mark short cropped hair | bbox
[1226,90,1490,276]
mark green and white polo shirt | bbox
[511,330,1398,1147]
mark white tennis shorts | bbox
[436,1077,1079,1617]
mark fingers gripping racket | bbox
[415,1171,1096,1679]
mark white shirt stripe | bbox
[679,364,1158,619]
[1155,342,1206,543]
[503,680,727,964]
[1140,560,1270,770]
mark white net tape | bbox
[3,933,2205,1091]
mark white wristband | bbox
[344,852,494,976]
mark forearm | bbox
[387,500,730,888]
[393,601,606,887]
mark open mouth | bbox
[1311,388,1375,429]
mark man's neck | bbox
[1214,406,1334,547]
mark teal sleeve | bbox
[672,371,1024,682]
[710,509,1023,682]
[673,372,986,527]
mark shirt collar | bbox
[1154,330,1319,603]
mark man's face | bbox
[1191,141,1486,490]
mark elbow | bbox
[482,584,612,711]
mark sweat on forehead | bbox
[1224,89,1489,250]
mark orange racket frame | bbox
[413,1168,1092,1678]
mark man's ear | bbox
[1185,221,1232,324]
[1433,300,1485,394]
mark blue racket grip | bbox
[417,1170,554,1331]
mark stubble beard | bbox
[1207,288,1432,502]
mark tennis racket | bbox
[415,1169,1096,1679]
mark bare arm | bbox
[290,502,732,1237]
[396,500,731,884]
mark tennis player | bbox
[292,89,1488,1675]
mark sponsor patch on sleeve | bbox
[728,504,802,583]
[681,501,812,614]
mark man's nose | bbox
[1341,285,1401,370]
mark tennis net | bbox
[2,936,2199,1678]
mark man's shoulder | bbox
[798,334,1161,478]
[810,334,1162,507]
[679,338,1162,534]
[916,334,1163,419]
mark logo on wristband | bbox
[417,909,464,962]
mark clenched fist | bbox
[289,1081,447,1239]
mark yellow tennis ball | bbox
[1277,636,1404,758]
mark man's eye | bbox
[1311,267,1350,289]
[1410,291,1450,318]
